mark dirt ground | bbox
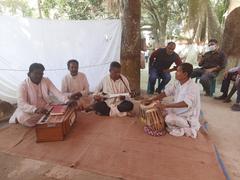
[0,151,120,180]
[201,95,240,180]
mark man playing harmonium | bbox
[61,59,90,110]
[93,61,134,117]
[9,63,75,127]
[147,63,201,138]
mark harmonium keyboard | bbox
[36,105,77,142]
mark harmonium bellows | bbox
[35,106,77,142]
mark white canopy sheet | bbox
[0,16,122,103]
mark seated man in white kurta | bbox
[61,59,90,110]
[9,63,72,127]
[93,61,134,117]
[154,63,201,138]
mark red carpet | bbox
[0,112,225,180]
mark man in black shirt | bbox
[191,39,227,96]
[148,42,182,94]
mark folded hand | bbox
[70,92,82,100]
[119,96,126,101]
[94,95,103,102]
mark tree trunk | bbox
[152,28,160,47]
[120,0,141,95]
[207,2,222,43]
[141,0,168,48]
[157,20,167,47]
[158,28,166,47]
[157,2,168,46]
[193,14,205,43]
[37,0,42,18]
[187,0,221,43]
[222,7,240,69]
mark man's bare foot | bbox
[85,106,94,113]
[127,111,135,117]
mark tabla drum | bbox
[139,102,166,136]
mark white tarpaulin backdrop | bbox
[0,16,122,104]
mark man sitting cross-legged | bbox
[61,59,90,110]
[93,61,134,117]
[151,63,201,138]
[9,63,75,127]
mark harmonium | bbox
[36,104,77,142]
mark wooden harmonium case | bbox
[36,105,77,142]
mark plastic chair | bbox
[195,77,216,96]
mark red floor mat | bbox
[0,112,225,180]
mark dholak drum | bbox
[140,103,166,136]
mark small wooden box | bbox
[36,107,77,142]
